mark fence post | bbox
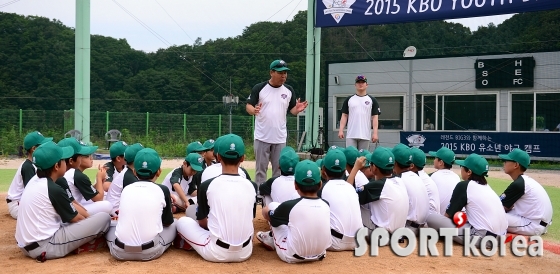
[183,113,186,141]
[146,112,149,137]
[19,109,22,137]
[106,111,109,133]
[218,114,222,137]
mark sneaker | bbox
[256,231,275,251]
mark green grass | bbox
[1,169,557,242]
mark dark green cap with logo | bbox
[186,141,205,154]
[216,134,245,159]
[202,139,215,150]
[23,131,53,150]
[455,153,489,177]
[367,147,395,170]
[499,148,530,169]
[270,59,290,71]
[392,143,412,166]
[410,147,427,168]
[109,141,128,158]
[323,149,347,172]
[428,147,456,165]
[295,160,321,186]
[33,141,74,170]
[57,137,98,156]
[134,148,162,177]
[124,143,144,163]
[343,146,360,166]
[279,150,299,175]
[185,152,204,172]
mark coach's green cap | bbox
[216,134,245,159]
[187,141,205,154]
[57,137,98,156]
[367,147,395,170]
[270,59,290,71]
[33,141,74,170]
[323,149,347,172]
[109,141,128,158]
[295,160,321,186]
[202,139,215,150]
[429,147,456,165]
[499,148,530,169]
[410,147,427,168]
[23,131,53,150]
[392,143,412,166]
[185,152,204,172]
[343,146,360,166]
[134,148,162,177]
[455,153,489,177]
[279,150,299,174]
[124,143,144,163]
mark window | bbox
[537,93,560,131]
[334,95,404,130]
[511,93,533,131]
[416,94,497,131]
[512,93,560,131]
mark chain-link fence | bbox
[0,109,299,157]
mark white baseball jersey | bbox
[161,167,197,197]
[65,169,98,205]
[318,179,363,237]
[7,159,37,201]
[340,94,380,140]
[446,180,508,235]
[247,82,297,144]
[400,171,430,224]
[196,174,257,246]
[418,170,441,214]
[15,176,77,246]
[358,176,409,233]
[430,169,461,215]
[345,169,369,188]
[200,163,247,183]
[106,166,140,212]
[258,175,299,203]
[500,174,553,223]
[115,181,174,246]
[268,197,331,257]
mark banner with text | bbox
[316,0,560,28]
[400,131,560,158]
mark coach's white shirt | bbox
[253,84,293,144]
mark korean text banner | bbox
[400,131,560,158]
[316,0,560,28]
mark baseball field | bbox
[1,158,559,273]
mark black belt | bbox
[540,220,549,227]
[293,253,326,261]
[6,198,12,203]
[408,221,421,228]
[24,242,40,252]
[485,231,498,237]
[114,238,154,250]
[216,237,251,250]
[331,229,343,239]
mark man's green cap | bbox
[367,147,395,170]
[124,143,144,163]
[185,152,204,172]
[499,148,530,169]
[392,143,412,166]
[216,134,245,159]
[343,146,360,166]
[428,147,456,165]
[279,150,299,175]
[23,131,53,150]
[295,160,321,186]
[109,141,128,158]
[270,59,290,72]
[455,153,489,177]
[323,149,347,172]
[134,148,162,177]
[410,147,427,168]
[57,137,98,156]
[33,141,74,170]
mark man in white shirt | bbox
[246,60,308,192]
[338,75,380,150]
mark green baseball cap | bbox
[216,134,245,159]
[186,141,205,154]
[323,149,347,172]
[279,150,299,174]
[499,148,530,169]
[124,143,144,163]
[295,160,321,186]
[33,141,74,170]
[57,137,98,156]
[410,147,426,168]
[315,159,324,169]
[392,143,412,166]
[109,141,128,158]
[134,148,162,177]
[270,59,290,71]
[455,153,489,177]
[343,146,360,166]
[281,146,296,155]
[362,152,372,168]
[367,147,395,170]
[428,147,456,165]
[328,145,343,152]
[202,139,216,150]
[185,152,204,172]
[358,148,369,157]
[23,131,53,150]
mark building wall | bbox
[326,51,560,150]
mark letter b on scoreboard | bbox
[475,57,535,89]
